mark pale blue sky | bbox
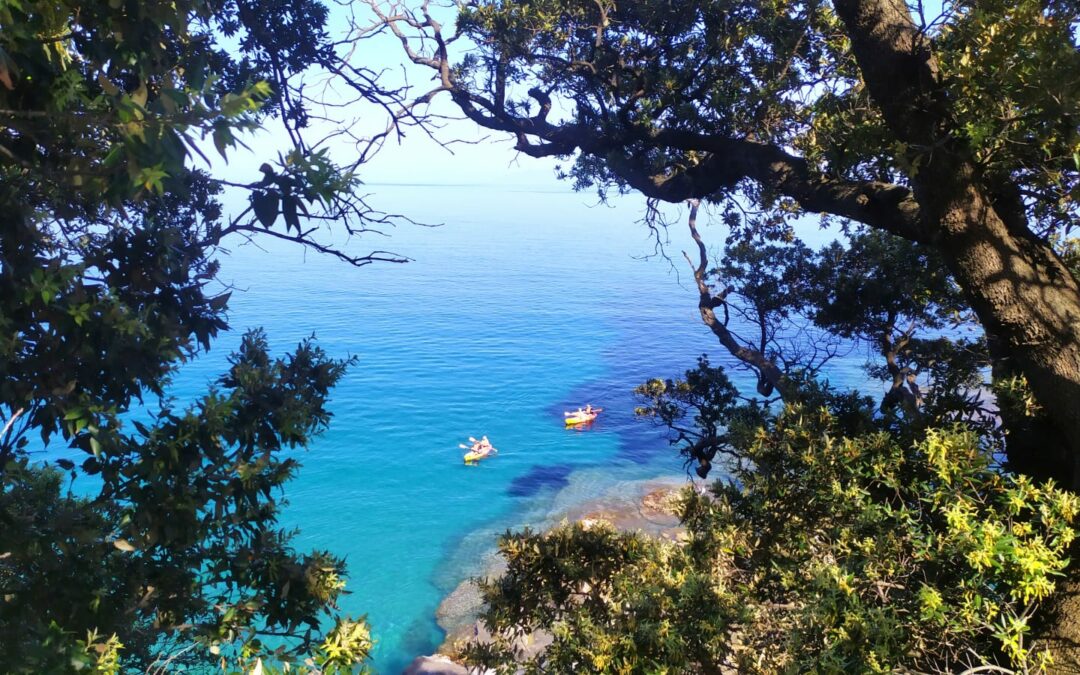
[216,0,966,191]
[209,1,569,189]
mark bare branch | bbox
[683,200,794,399]
[361,0,928,243]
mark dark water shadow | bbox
[546,377,678,466]
[384,614,444,674]
[416,318,709,663]
[506,463,575,497]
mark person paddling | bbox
[461,436,495,456]
[564,404,603,426]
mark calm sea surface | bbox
[164,184,868,672]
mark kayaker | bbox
[467,436,493,455]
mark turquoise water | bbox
[166,184,869,672]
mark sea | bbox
[163,183,870,672]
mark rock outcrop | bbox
[408,475,695,673]
[402,654,472,675]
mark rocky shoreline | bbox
[404,475,695,674]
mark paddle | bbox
[565,407,604,416]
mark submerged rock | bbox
[558,476,688,541]
[438,619,553,664]
[402,654,472,675]
[641,485,685,516]
[435,579,485,636]
[435,555,506,637]
[414,475,698,671]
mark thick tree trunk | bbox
[833,0,1080,667]
[924,165,1080,671]
[1035,576,1080,673]
[931,175,1080,485]
[833,0,1080,489]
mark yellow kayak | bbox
[564,408,601,426]
[463,443,496,463]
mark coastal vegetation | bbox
[0,0,398,671]
[2,0,1079,672]
[365,0,1080,671]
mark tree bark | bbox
[1035,577,1080,673]
[684,200,795,400]
[831,0,1080,667]
[832,0,1080,489]
[380,0,1080,485]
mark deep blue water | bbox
[162,184,870,672]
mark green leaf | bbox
[130,80,147,108]
[212,124,233,160]
[251,191,279,228]
[283,196,301,234]
[97,71,119,96]
[135,166,169,193]
[209,292,231,311]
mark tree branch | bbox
[683,200,794,399]
[362,1,928,242]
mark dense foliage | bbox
[458,221,1056,672]
[469,365,1077,673]
[1,333,371,673]
[0,0,402,671]
[367,0,1080,483]
[360,3,1080,666]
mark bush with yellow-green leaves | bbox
[468,369,1077,674]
